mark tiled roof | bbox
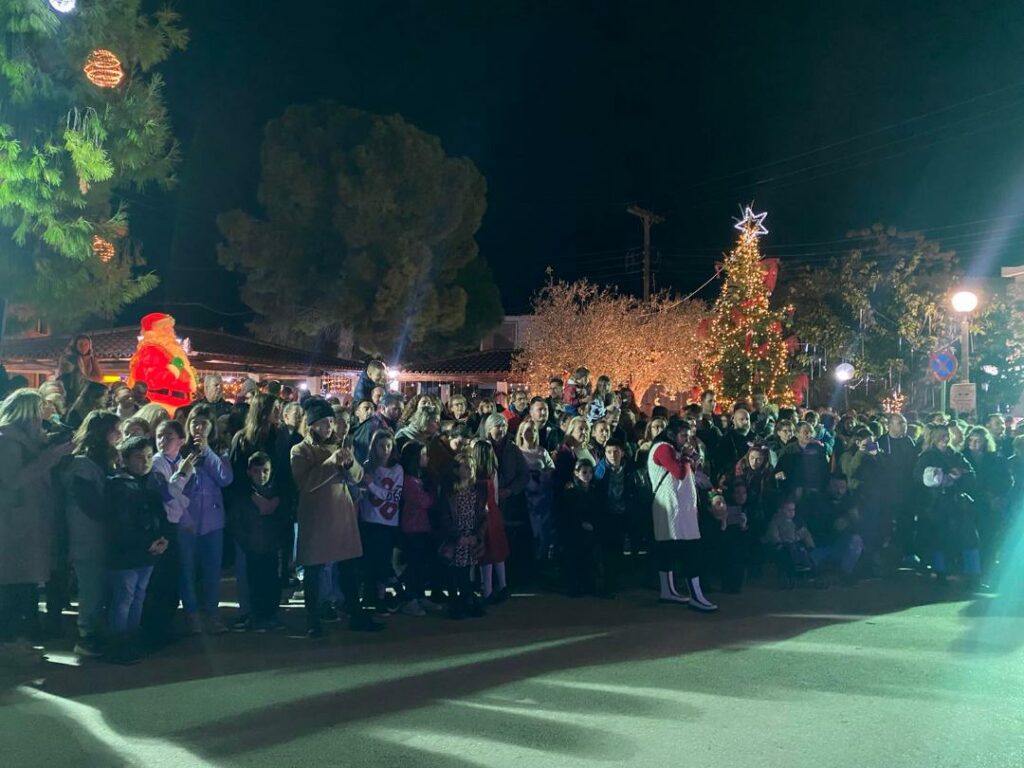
[403,348,518,376]
[1,326,364,376]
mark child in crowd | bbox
[439,453,487,619]
[142,420,198,647]
[231,452,284,631]
[562,367,591,416]
[474,439,509,604]
[764,499,817,584]
[105,436,169,664]
[359,429,404,611]
[594,437,635,593]
[398,441,439,616]
[559,458,607,597]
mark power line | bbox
[678,77,1024,192]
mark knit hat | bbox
[302,396,334,426]
[484,413,507,433]
[240,378,258,395]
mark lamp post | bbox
[950,290,978,383]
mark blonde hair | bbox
[136,402,170,432]
[0,388,43,430]
[566,416,591,447]
[516,420,540,450]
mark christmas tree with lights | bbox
[0,0,188,331]
[700,205,793,405]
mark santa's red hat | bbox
[140,312,173,332]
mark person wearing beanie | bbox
[290,397,381,636]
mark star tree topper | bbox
[733,204,769,240]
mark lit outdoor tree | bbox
[513,273,709,403]
[699,206,793,405]
[0,0,188,331]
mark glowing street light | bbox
[951,290,979,314]
[951,289,979,385]
[834,362,855,382]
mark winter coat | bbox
[60,454,109,563]
[230,482,282,555]
[150,453,192,524]
[180,448,233,535]
[0,425,57,584]
[490,437,529,526]
[105,471,166,570]
[647,442,700,541]
[915,447,979,553]
[291,436,364,566]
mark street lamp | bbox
[950,289,978,383]
[834,362,855,382]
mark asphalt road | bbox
[2,575,1023,768]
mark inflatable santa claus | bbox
[127,312,197,413]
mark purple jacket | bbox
[182,448,234,535]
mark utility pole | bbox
[627,205,664,302]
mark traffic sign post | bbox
[929,349,958,416]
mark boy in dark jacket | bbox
[106,436,168,664]
[231,452,283,631]
[595,438,637,594]
[559,458,608,596]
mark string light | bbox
[49,0,76,12]
[91,235,115,263]
[881,390,907,414]
[83,49,125,89]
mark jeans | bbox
[108,567,154,634]
[931,548,982,575]
[73,559,108,639]
[304,560,363,631]
[177,528,224,615]
[812,534,865,576]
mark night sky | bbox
[128,0,1024,333]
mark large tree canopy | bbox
[0,0,187,331]
[217,101,503,359]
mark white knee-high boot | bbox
[659,572,688,603]
[687,576,718,612]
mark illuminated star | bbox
[733,204,769,239]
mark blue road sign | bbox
[929,349,958,382]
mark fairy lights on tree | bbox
[513,273,709,405]
[83,49,125,88]
[91,235,115,263]
[699,205,794,405]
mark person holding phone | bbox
[178,405,233,635]
[141,419,198,647]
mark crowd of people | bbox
[0,342,1021,665]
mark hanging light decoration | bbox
[83,49,125,89]
[49,0,76,13]
[881,390,907,414]
[92,235,116,263]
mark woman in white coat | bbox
[646,417,717,611]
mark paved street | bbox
[2,576,1023,768]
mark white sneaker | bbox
[400,600,426,616]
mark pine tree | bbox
[0,0,188,332]
[700,206,793,405]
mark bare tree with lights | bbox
[513,273,709,405]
